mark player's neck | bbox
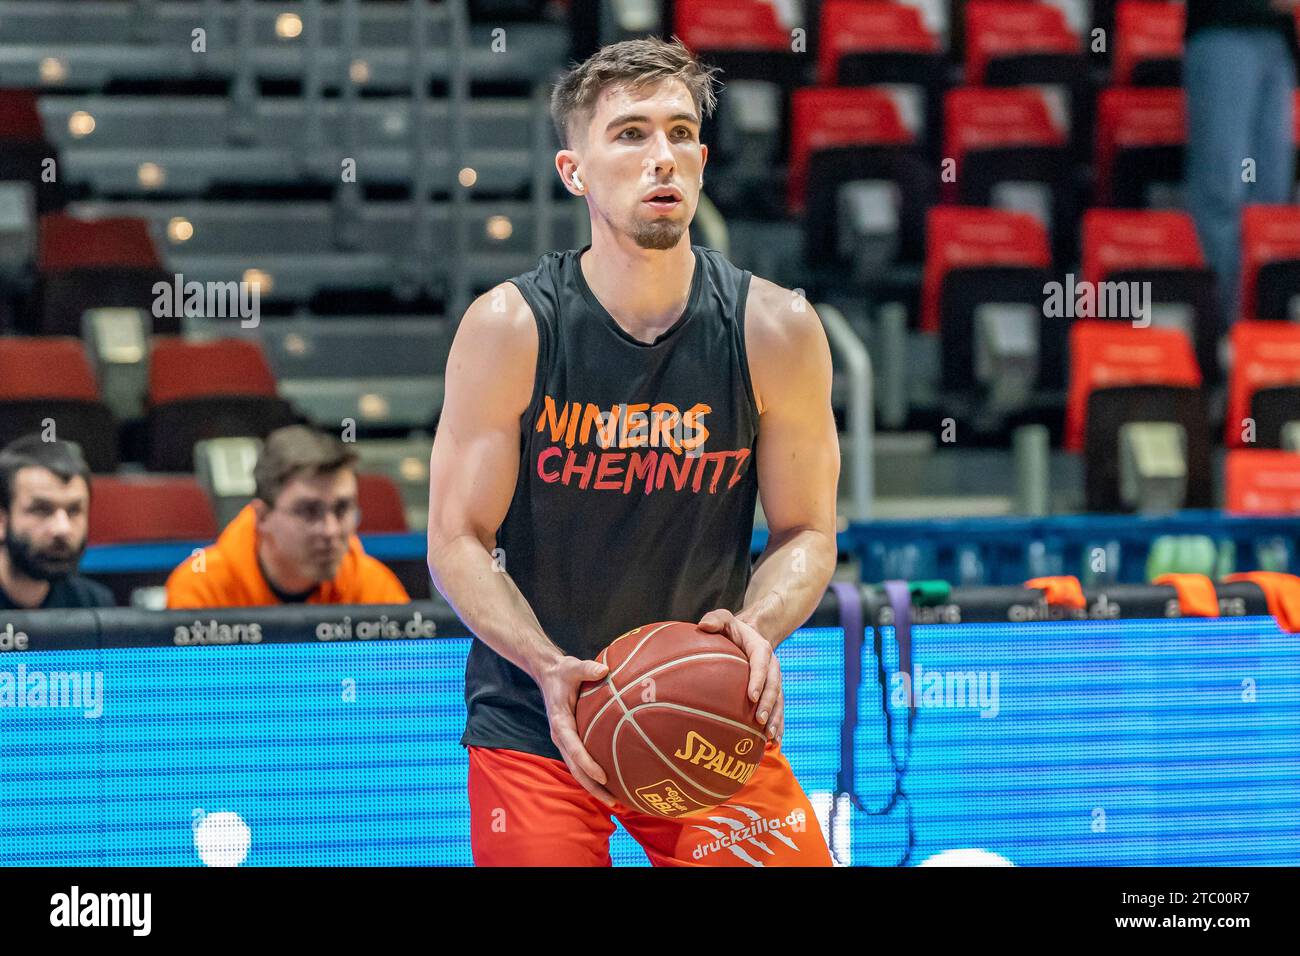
[580,233,695,342]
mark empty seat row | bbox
[0,334,297,472]
[86,469,409,546]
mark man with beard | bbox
[0,436,114,609]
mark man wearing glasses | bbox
[166,425,409,608]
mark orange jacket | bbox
[166,503,410,609]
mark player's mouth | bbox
[641,185,683,214]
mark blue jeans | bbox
[1185,27,1296,328]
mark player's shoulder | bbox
[463,281,535,337]
[453,282,540,373]
[742,274,825,352]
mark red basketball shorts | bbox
[467,739,834,866]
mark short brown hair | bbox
[254,425,358,506]
[0,435,91,511]
[550,37,722,150]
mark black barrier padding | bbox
[0,583,1275,654]
[886,581,1270,624]
[0,590,848,653]
[0,602,455,652]
[0,609,100,653]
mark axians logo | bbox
[173,621,263,645]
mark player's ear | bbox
[556,151,584,196]
[250,497,271,527]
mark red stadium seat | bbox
[0,90,46,143]
[964,1,1082,86]
[38,213,160,272]
[1094,87,1186,206]
[921,206,1051,334]
[356,472,409,533]
[943,87,1068,199]
[964,1,1092,161]
[0,337,98,401]
[1079,209,1219,375]
[673,0,791,53]
[787,86,915,214]
[922,206,1055,392]
[1113,1,1184,87]
[1225,321,1300,449]
[815,1,946,156]
[32,213,171,336]
[0,89,66,214]
[1239,205,1300,324]
[145,337,298,472]
[1081,209,1205,286]
[147,337,279,405]
[789,86,933,278]
[1066,321,1209,510]
[673,0,806,206]
[1225,450,1300,515]
[942,86,1076,261]
[0,337,118,472]
[1065,321,1202,451]
[816,1,939,86]
[88,474,219,544]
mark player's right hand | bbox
[539,655,618,808]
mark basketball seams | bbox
[579,652,748,749]
[576,622,676,700]
[621,700,765,741]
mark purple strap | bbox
[882,579,914,702]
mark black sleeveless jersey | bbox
[459,244,762,759]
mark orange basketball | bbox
[574,621,766,818]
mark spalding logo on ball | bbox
[574,621,767,817]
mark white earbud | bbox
[573,173,584,191]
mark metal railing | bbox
[818,302,874,522]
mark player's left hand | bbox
[697,608,783,745]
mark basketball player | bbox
[427,38,840,866]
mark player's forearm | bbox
[427,533,563,680]
[737,527,837,647]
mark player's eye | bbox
[619,127,642,139]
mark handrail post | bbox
[817,302,873,522]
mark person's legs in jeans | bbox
[1249,32,1297,209]
[1185,28,1267,329]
